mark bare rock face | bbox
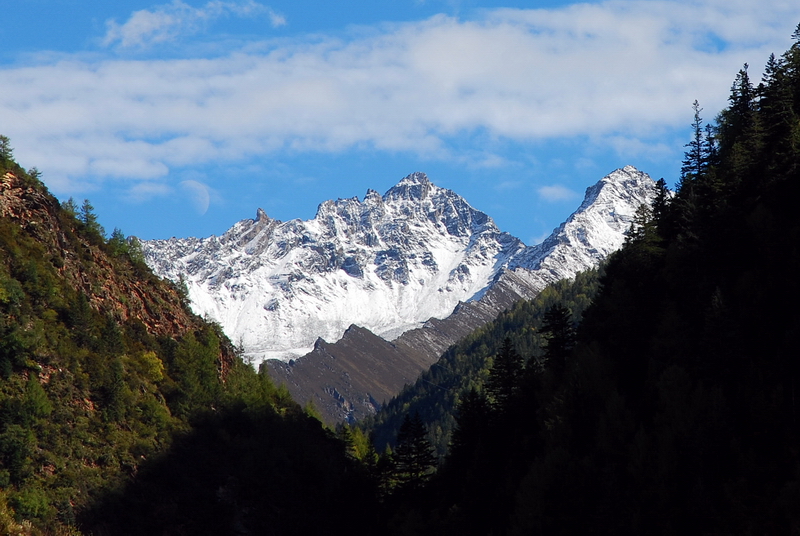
[268,325,432,419]
[144,166,655,424]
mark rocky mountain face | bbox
[1,169,207,342]
[143,166,655,423]
[144,171,527,363]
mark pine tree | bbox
[62,197,78,217]
[27,168,42,184]
[392,412,437,491]
[336,423,357,459]
[758,53,798,178]
[108,228,128,257]
[680,100,705,184]
[0,135,12,161]
[717,65,760,184]
[652,178,670,229]
[448,388,490,463]
[485,337,523,411]
[702,122,719,169]
[79,199,105,241]
[786,23,800,106]
[541,305,575,376]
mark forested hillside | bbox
[366,26,800,535]
[362,268,600,458]
[0,144,372,535]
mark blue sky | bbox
[2,1,800,244]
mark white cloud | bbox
[494,180,523,192]
[127,181,173,202]
[102,0,285,49]
[2,0,799,192]
[264,9,286,28]
[538,184,579,202]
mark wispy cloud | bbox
[127,181,173,202]
[102,0,285,49]
[494,180,523,192]
[2,1,799,192]
[538,184,579,203]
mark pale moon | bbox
[180,180,211,215]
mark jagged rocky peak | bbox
[229,207,281,251]
[364,188,383,206]
[255,207,270,222]
[578,165,652,212]
[508,166,655,276]
[385,171,433,201]
[141,166,655,364]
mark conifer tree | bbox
[486,337,523,411]
[0,135,12,161]
[62,197,78,217]
[392,412,437,491]
[336,423,357,459]
[759,53,798,178]
[652,178,670,228]
[717,64,760,183]
[79,199,105,240]
[541,305,575,376]
[108,228,128,257]
[448,388,490,463]
[680,100,705,184]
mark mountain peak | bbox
[399,171,430,184]
[605,165,647,183]
[364,188,382,202]
[255,208,270,223]
[142,167,654,364]
[576,165,651,212]
[385,172,433,201]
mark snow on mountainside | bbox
[508,164,655,289]
[142,166,654,366]
[142,172,525,363]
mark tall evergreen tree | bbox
[0,135,12,161]
[79,199,105,240]
[540,305,575,377]
[759,53,799,178]
[392,412,437,491]
[447,388,490,464]
[652,178,670,229]
[717,64,760,184]
[680,100,705,184]
[485,337,523,411]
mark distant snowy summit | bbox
[142,166,655,365]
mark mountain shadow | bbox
[80,403,377,536]
[362,28,800,535]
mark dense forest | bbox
[362,26,800,535]
[0,142,374,534]
[362,268,601,458]
[2,22,800,536]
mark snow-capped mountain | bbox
[142,166,654,368]
[507,164,655,288]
